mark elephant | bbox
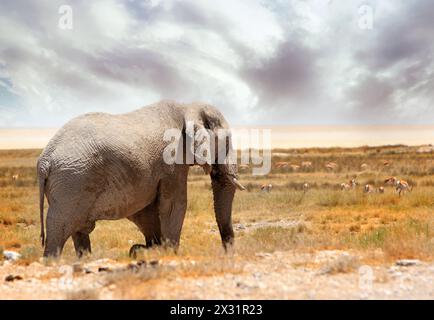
[37,100,245,257]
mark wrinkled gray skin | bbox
[37,101,244,257]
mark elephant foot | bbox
[129,237,164,258]
[128,244,148,259]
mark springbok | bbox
[378,186,385,193]
[340,182,350,191]
[384,177,411,196]
[12,174,19,181]
[364,184,375,193]
[396,179,411,196]
[303,183,309,193]
[341,179,357,191]
[383,160,392,167]
[275,162,289,169]
[260,184,273,192]
[326,161,338,170]
[384,177,397,186]
[301,161,312,169]
[290,164,300,171]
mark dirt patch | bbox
[0,250,432,300]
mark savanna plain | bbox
[0,145,433,299]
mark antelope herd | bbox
[253,160,413,196]
[6,160,414,198]
[275,161,312,171]
[61,157,410,197]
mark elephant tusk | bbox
[232,177,246,191]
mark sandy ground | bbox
[1,250,432,300]
[2,126,434,149]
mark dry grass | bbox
[319,254,360,275]
[0,145,433,269]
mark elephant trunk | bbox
[211,163,243,250]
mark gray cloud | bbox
[0,0,433,127]
[345,0,434,123]
[345,75,396,122]
[356,1,434,70]
[242,40,319,107]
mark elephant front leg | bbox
[158,176,188,249]
[72,222,95,258]
[72,232,91,258]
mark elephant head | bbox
[183,103,245,250]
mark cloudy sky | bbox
[0,0,433,127]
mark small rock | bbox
[137,260,147,267]
[149,260,159,267]
[236,281,258,290]
[5,274,23,282]
[3,250,21,261]
[167,260,179,268]
[5,275,15,282]
[395,259,421,267]
[255,253,272,258]
[127,263,139,272]
[98,266,111,272]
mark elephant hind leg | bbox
[43,207,71,258]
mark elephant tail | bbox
[38,159,50,247]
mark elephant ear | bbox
[183,109,214,173]
[184,105,229,174]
